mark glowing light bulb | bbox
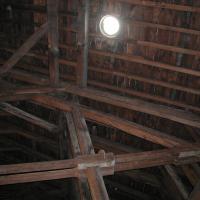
[99,15,120,38]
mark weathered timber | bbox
[90,49,200,77]
[66,112,92,200]
[32,95,189,147]
[7,67,200,113]
[31,83,200,128]
[138,41,200,57]
[71,106,110,199]
[86,167,110,200]
[0,103,58,132]
[115,0,200,12]
[0,23,48,74]
[1,145,200,185]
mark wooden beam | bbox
[3,40,200,77]
[90,49,200,77]
[83,108,189,148]
[89,67,200,96]
[0,153,114,175]
[189,181,200,200]
[64,84,200,128]
[72,106,95,155]
[138,41,200,57]
[0,85,67,102]
[0,103,58,132]
[47,0,59,85]
[91,135,161,188]
[131,20,200,36]
[86,167,110,200]
[115,0,200,13]
[114,145,200,172]
[66,112,92,200]
[32,95,190,147]
[70,106,110,200]
[32,83,200,128]
[9,65,200,113]
[182,165,200,187]
[0,23,47,74]
[87,81,200,113]
[1,145,200,185]
[76,0,90,87]
[165,165,189,200]
[62,27,200,59]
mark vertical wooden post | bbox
[86,167,110,200]
[77,0,90,87]
[66,105,110,200]
[66,112,92,200]
[47,0,59,85]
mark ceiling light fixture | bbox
[99,15,120,38]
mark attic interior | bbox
[0,0,200,199]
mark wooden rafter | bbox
[4,66,200,113]
[115,0,200,12]
[0,103,58,132]
[31,83,200,128]
[0,23,47,74]
[32,95,190,147]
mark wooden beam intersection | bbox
[1,145,200,185]
[32,83,200,128]
[32,95,191,147]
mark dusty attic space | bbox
[0,0,200,200]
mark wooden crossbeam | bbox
[138,41,200,57]
[62,28,200,58]
[1,145,200,185]
[0,125,161,187]
[3,57,200,99]
[32,95,189,147]
[0,103,58,132]
[3,40,200,77]
[6,65,200,113]
[89,49,200,77]
[31,83,200,128]
[88,67,200,96]
[0,23,48,74]
[131,20,200,36]
[115,0,200,12]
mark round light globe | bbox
[99,15,120,38]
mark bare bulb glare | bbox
[99,15,120,38]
